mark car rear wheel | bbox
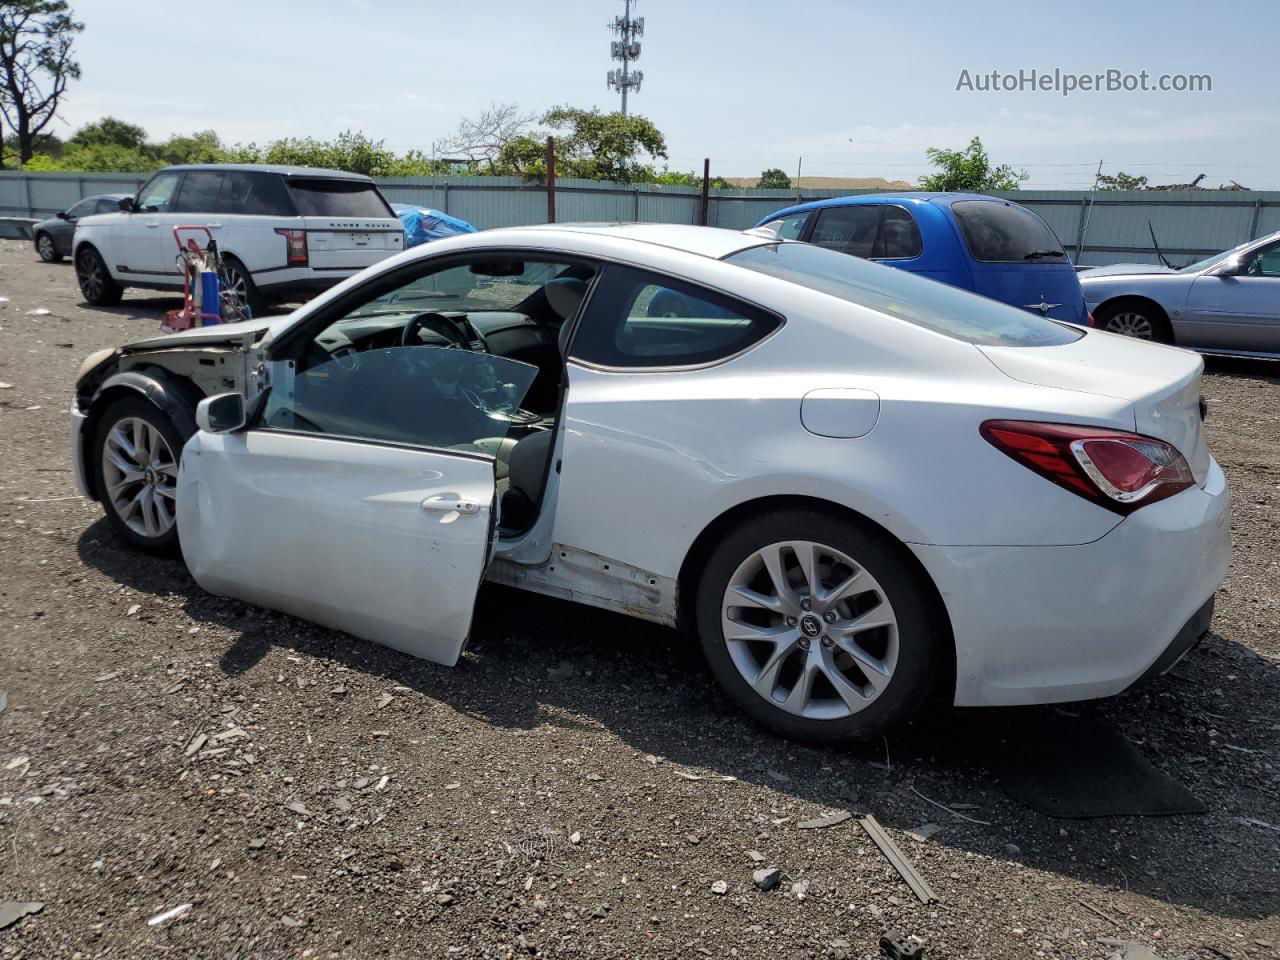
[75,246,124,306]
[218,256,266,318]
[694,509,944,744]
[1097,303,1172,344]
[92,397,182,551]
[36,232,62,263]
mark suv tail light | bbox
[1086,310,1096,328]
[980,420,1194,515]
[275,228,308,265]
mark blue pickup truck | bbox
[752,193,1091,328]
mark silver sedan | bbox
[1080,231,1280,357]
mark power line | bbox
[606,0,644,115]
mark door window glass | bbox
[1243,242,1280,277]
[95,197,121,214]
[136,173,182,213]
[173,171,226,213]
[808,205,881,258]
[873,205,923,259]
[569,265,781,367]
[65,198,98,219]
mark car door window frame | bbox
[566,264,785,373]
[257,247,605,458]
[871,204,924,261]
[803,203,924,262]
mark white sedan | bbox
[69,224,1230,743]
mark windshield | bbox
[725,241,1083,347]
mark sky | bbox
[55,0,1280,190]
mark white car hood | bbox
[978,330,1210,486]
[122,314,297,351]
[1079,263,1179,279]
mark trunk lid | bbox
[978,330,1210,485]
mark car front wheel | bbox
[1097,303,1172,343]
[75,246,124,306]
[36,232,62,263]
[92,397,183,551]
[695,509,944,744]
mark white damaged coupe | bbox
[70,224,1231,743]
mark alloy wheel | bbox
[220,263,247,305]
[102,417,178,539]
[78,252,104,301]
[37,234,56,261]
[1105,311,1154,340]
[720,540,899,721]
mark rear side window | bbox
[570,265,781,368]
[809,205,880,258]
[951,200,1066,263]
[759,212,809,240]
[222,172,293,216]
[287,179,392,218]
[173,171,226,213]
[726,242,1081,347]
[874,205,923,259]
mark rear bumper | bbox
[911,457,1231,706]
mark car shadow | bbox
[75,518,1280,921]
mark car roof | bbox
[154,163,375,182]
[491,222,774,260]
[758,192,1020,223]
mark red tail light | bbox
[1086,310,1096,328]
[274,228,308,265]
[980,420,1194,515]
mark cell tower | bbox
[606,0,644,115]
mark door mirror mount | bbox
[117,197,136,213]
[196,393,246,434]
[1208,257,1243,277]
[55,210,69,220]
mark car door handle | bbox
[145,221,160,228]
[421,497,482,515]
[206,223,223,229]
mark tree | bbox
[441,101,535,172]
[0,0,82,166]
[262,130,402,177]
[758,167,791,189]
[501,106,667,183]
[1096,171,1149,191]
[919,136,1027,192]
[68,115,146,150]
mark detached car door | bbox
[177,269,540,665]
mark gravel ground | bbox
[1,238,1277,960]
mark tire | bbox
[219,256,266,318]
[646,289,689,318]
[92,396,183,552]
[36,232,62,263]
[75,245,124,306]
[694,508,944,744]
[1096,302,1172,344]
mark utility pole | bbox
[606,0,644,114]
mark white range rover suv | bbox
[72,163,404,314]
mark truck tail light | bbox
[275,228,308,265]
[980,420,1194,515]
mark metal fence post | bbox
[545,137,556,224]
[1249,198,1262,241]
[699,158,710,226]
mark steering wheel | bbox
[400,311,486,351]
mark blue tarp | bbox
[391,203,477,247]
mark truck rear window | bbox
[287,179,392,219]
[951,200,1066,263]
